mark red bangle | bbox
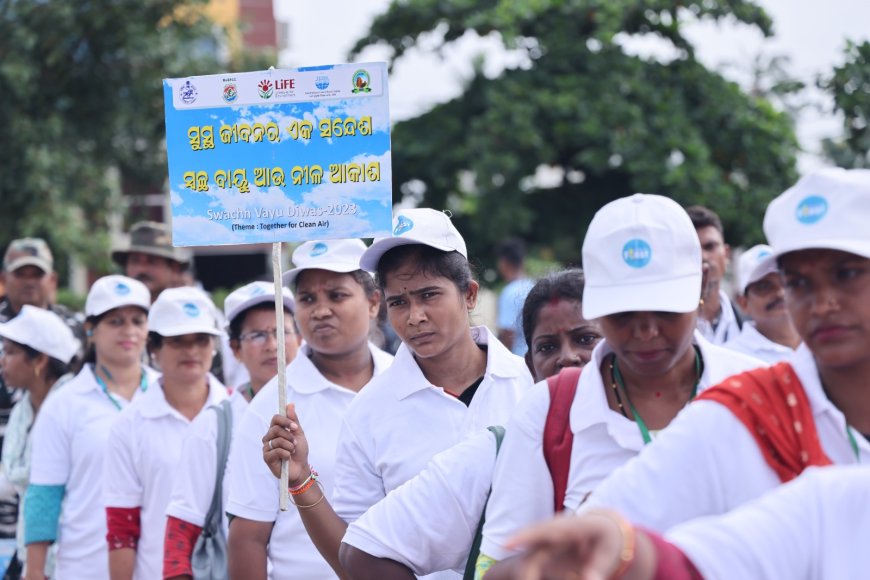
[289,466,318,496]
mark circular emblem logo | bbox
[315,75,330,90]
[310,242,328,257]
[248,285,266,297]
[351,70,371,93]
[179,81,198,104]
[114,282,131,296]
[795,195,828,224]
[622,239,652,269]
[223,83,238,103]
[182,303,200,318]
[258,79,273,99]
[393,215,414,236]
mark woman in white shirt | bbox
[226,239,393,580]
[163,281,299,578]
[103,287,226,580]
[0,305,79,580]
[263,208,533,578]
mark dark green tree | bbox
[820,40,870,169]
[352,0,799,263]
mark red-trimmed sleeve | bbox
[644,529,704,580]
[106,507,141,551]
[163,515,203,579]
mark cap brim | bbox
[741,256,779,294]
[770,238,870,263]
[88,301,150,318]
[6,257,51,273]
[282,262,361,286]
[151,324,223,337]
[359,237,458,272]
[226,294,295,325]
[582,274,702,319]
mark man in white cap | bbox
[724,244,802,363]
[581,167,870,534]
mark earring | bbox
[34,367,41,379]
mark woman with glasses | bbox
[163,281,299,578]
[103,287,226,580]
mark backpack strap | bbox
[544,367,582,513]
[202,399,233,537]
[463,425,505,580]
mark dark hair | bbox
[293,269,379,300]
[685,205,724,235]
[521,268,586,351]
[496,238,526,268]
[228,302,296,341]
[147,331,164,352]
[375,245,474,293]
[18,341,71,383]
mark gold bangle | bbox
[609,512,636,579]
[293,481,325,509]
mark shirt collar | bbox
[291,342,392,395]
[71,364,160,396]
[392,326,527,401]
[138,373,226,419]
[739,323,796,354]
[790,343,846,422]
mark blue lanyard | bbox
[93,365,148,411]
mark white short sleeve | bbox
[29,394,72,486]
[343,430,498,575]
[332,416,388,524]
[226,400,278,522]
[479,383,553,561]
[583,400,780,531]
[103,410,142,508]
[166,409,219,527]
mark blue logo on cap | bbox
[622,239,652,268]
[394,215,413,236]
[310,242,328,257]
[182,303,200,317]
[249,285,266,297]
[757,250,772,260]
[796,196,828,224]
[114,282,130,296]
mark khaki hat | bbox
[111,221,192,266]
[3,238,54,273]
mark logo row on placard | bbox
[178,69,371,106]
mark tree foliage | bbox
[0,0,245,278]
[820,40,870,169]
[352,0,799,264]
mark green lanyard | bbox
[93,364,148,411]
[846,426,861,463]
[612,348,702,445]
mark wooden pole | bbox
[272,242,290,510]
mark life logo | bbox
[182,303,200,318]
[258,79,274,99]
[114,282,131,296]
[622,239,652,269]
[310,242,328,257]
[394,215,413,236]
[795,195,828,224]
[179,80,198,104]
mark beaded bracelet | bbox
[289,466,318,496]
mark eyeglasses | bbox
[238,328,294,347]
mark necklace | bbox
[609,346,703,445]
[93,364,148,411]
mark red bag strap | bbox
[544,367,582,512]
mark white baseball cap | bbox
[582,193,702,319]
[85,275,151,317]
[0,305,79,364]
[359,208,468,272]
[224,281,295,327]
[737,245,778,294]
[763,167,870,261]
[148,287,222,337]
[282,239,368,286]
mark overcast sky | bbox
[274,0,870,171]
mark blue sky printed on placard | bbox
[164,64,393,246]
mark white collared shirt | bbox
[667,466,870,580]
[584,343,870,532]
[696,289,742,345]
[333,326,533,530]
[29,364,158,580]
[479,332,763,561]
[724,322,799,365]
[226,343,393,580]
[103,374,226,580]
